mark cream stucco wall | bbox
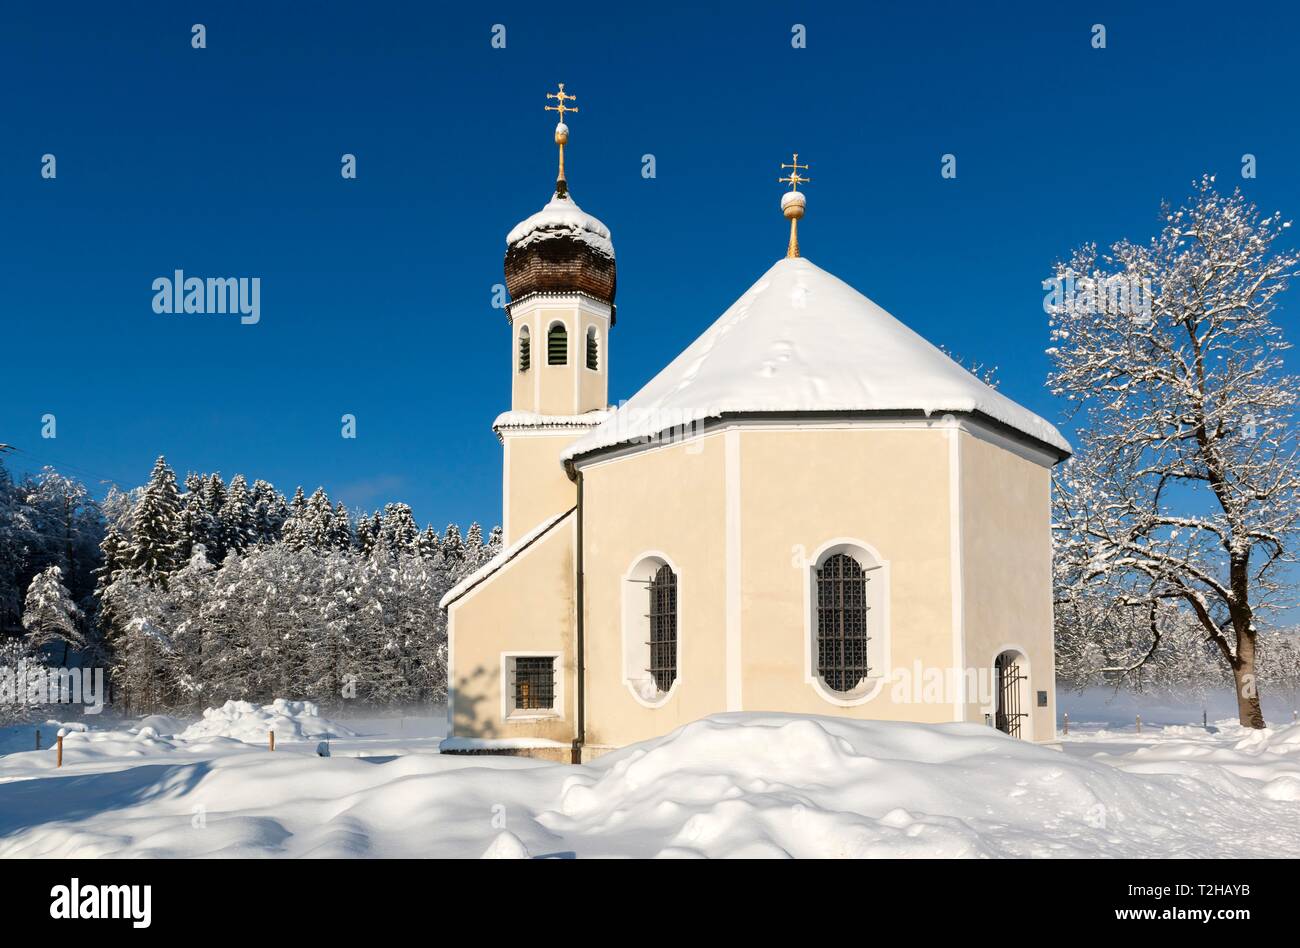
[449,416,1060,753]
[575,421,965,750]
[502,432,581,546]
[738,425,955,722]
[580,435,730,748]
[957,428,1057,742]
[447,511,577,744]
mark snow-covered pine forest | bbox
[0,452,499,717]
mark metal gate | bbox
[995,652,1026,738]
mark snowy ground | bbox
[1,700,1297,858]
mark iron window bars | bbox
[995,652,1026,738]
[647,564,678,692]
[816,553,870,692]
[513,656,555,711]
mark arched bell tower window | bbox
[586,326,599,371]
[518,325,531,372]
[547,322,568,365]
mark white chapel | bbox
[441,88,1070,761]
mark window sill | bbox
[505,710,561,723]
[807,675,886,707]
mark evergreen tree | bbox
[303,488,335,550]
[201,474,228,561]
[330,502,354,551]
[129,456,182,585]
[417,524,441,559]
[281,487,310,552]
[22,564,84,663]
[380,503,419,555]
[441,523,464,567]
[220,474,255,556]
[250,479,286,544]
[354,513,376,555]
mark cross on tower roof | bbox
[545,83,579,122]
[545,83,579,195]
[778,153,811,190]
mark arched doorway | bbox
[994,651,1028,739]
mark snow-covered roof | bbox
[506,193,614,258]
[439,507,575,610]
[562,257,1070,461]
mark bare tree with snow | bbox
[1049,176,1300,727]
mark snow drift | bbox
[177,699,354,744]
[2,712,1299,858]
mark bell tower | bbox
[497,84,615,545]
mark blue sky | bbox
[2,1,1298,534]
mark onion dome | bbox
[504,191,617,308]
[504,83,617,314]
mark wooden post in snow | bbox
[56,734,63,768]
[35,729,40,750]
[269,730,275,752]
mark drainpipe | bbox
[571,466,586,764]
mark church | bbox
[440,86,1071,762]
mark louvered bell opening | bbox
[548,325,568,365]
[586,328,599,370]
[518,329,531,372]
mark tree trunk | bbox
[1233,630,1267,728]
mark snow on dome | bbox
[562,256,1071,461]
[506,192,614,258]
[781,190,806,211]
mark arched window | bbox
[586,326,599,370]
[547,322,568,365]
[518,325,531,372]
[816,552,870,693]
[622,553,681,704]
[648,564,677,691]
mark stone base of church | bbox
[439,740,619,765]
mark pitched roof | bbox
[562,257,1070,461]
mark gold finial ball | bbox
[554,122,569,145]
[782,190,806,221]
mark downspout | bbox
[570,463,586,764]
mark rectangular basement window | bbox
[503,653,562,720]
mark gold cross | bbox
[545,83,579,122]
[778,153,811,190]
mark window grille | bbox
[995,653,1026,738]
[548,324,567,365]
[513,656,555,711]
[816,553,870,692]
[647,564,677,691]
